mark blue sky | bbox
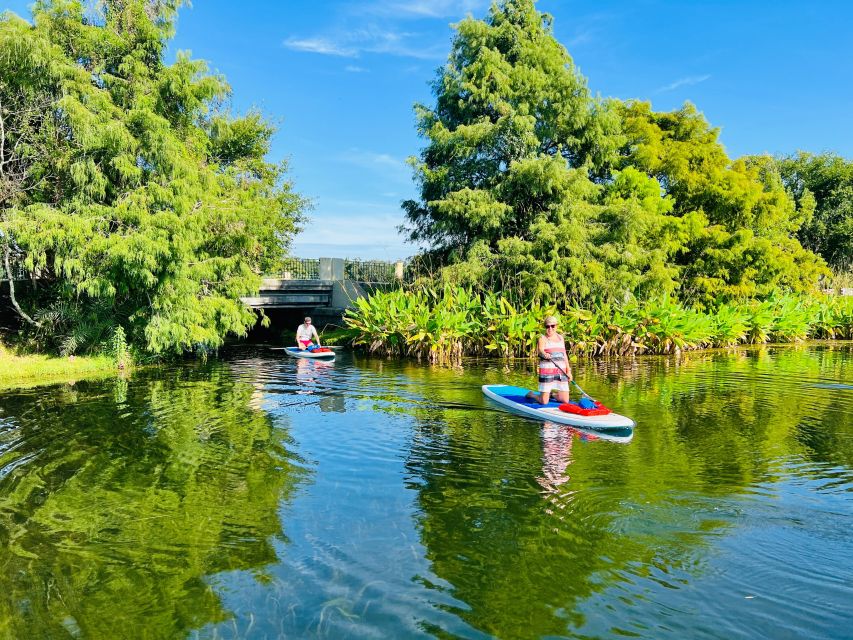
[5,1,853,260]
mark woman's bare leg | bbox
[526,390,552,404]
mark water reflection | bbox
[0,365,307,639]
[537,422,633,492]
[0,345,850,639]
[539,422,574,489]
[390,345,852,638]
[295,357,334,392]
[293,358,345,412]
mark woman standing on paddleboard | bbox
[527,315,572,405]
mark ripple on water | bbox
[1,344,851,640]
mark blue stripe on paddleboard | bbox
[485,385,563,409]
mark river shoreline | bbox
[6,338,853,391]
[0,346,121,390]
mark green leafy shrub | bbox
[345,286,853,362]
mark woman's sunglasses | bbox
[545,324,557,328]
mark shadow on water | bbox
[0,363,309,639]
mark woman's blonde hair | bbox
[544,315,558,326]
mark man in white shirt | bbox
[296,316,321,350]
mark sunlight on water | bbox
[0,343,851,639]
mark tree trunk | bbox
[3,240,39,327]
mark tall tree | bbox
[619,102,827,303]
[401,0,696,305]
[778,152,853,273]
[402,0,621,258]
[0,0,306,354]
[402,0,827,306]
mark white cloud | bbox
[282,0,481,62]
[282,37,357,57]
[290,240,415,260]
[291,198,415,259]
[337,149,412,183]
[656,74,712,93]
[284,26,447,60]
[565,29,595,48]
[345,65,368,73]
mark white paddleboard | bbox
[482,384,635,430]
[283,347,336,360]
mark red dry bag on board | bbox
[559,401,612,416]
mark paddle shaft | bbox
[544,356,594,400]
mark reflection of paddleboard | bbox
[283,347,335,360]
[482,384,635,430]
[548,422,634,443]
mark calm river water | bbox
[0,343,851,639]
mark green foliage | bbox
[619,103,828,304]
[345,286,853,361]
[402,0,827,309]
[110,324,128,367]
[0,341,117,388]
[402,0,636,305]
[32,296,120,356]
[777,152,853,272]
[0,1,306,354]
[345,284,540,361]
[0,364,307,637]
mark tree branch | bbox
[3,239,40,327]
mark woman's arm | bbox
[538,336,550,359]
[560,335,572,378]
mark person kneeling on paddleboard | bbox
[526,315,572,405]
[296,316,321,351]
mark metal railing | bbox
[0,260,27,281]
[2,254,413,284]
[274,257,320,280]
[270,257,406,284]
[344,259,399,284]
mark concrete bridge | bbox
[240,257,404,325]
[2,256,404,324]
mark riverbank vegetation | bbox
[0,0,305,357]
[345,286,853,361]
[2,1,850,364]
[0,341,121,388]
[345,0,853,359]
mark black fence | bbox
[274,258,321,280]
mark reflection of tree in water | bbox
[0,364,308,639]
[601,343,853,489]
[387,345,852,639]
[403,403,640,637]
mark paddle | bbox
[546,357,595,402]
